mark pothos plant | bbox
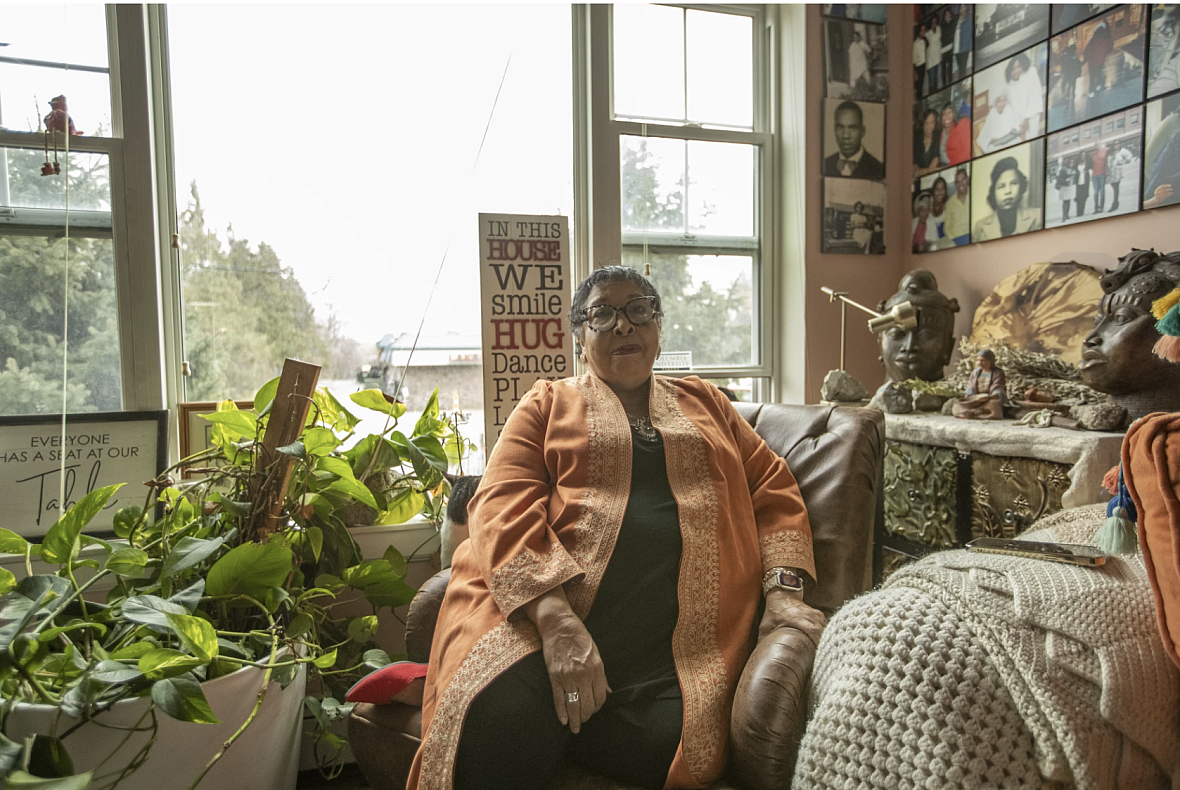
[0,378,473,789]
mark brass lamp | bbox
[821,286,917,372]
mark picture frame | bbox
[822,177,887,255]
[178,400,255,464]
[0,410,168,538]
[822,97,887,180]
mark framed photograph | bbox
[822,98,886,179]
[916,5,976,100]
[822,178,886,255]
[1045,107,1144,228]
[1144,93,1180,209]
[823,4,887,24]
[913,163,973,252]
[0,410,167,538]
[975,4,1051,72]
[1047,5,1148,132]
[913,77,973,177]
[915,5,946,23]
[971,138,1046,242]
[178,400,255,461]
[1148,4,1180,99]
[972,42,1049,156]
[1052,3,1118,34]
[824,18,889,102]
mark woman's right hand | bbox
[524,588,611,734]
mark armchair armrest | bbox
[728,626,818,790]
[404,567,452,663]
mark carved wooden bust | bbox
[877,269,961,383]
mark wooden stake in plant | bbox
[251,358,321,541]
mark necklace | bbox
[627,413,661,443]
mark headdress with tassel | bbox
[1095,464,1139,555]
[1151,288,1180,363]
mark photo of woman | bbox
[913,165,971,252]
[914,79,972,176]
[1046,107,1144,227]
[823,178,887,254]
[912,190,937,252]
[940,102,972,167]
[1144,94,1180,209]
[914,108,943,175]
[1149,4,1180,99]
[972,42,1048,155]
[972,139,1045,241]
[1048,5,1147,132]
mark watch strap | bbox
[762,566,804,595]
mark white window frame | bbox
[577,3,779,396]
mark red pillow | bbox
[345,661,429,705]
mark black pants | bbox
[914,64,926,100]
[453,652,683,790]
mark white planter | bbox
[4,662,306,790]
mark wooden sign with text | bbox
[479,213,573,459]
[0,411,167,537]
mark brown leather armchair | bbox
[348,403,884,790]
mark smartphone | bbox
[964,537,1108,566]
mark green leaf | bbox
[308,526,324,563]
[363,577,419,609]
[342,559,397,589]
[313,648,338,669]
[111,506,143,539]
[151,673,220,723]
[276,440,306,459]
[327,477,378,511]
[168,578,206,613]
[200,409,258,439]
[122,595,187,628]
[91,659,143,684]
[350,388,407,418]
[3,772,93,790]
[0,527,30,554]
[104,547,148,577]
[0,733,22,777]
[314,573,345,590]
[302,426,339,457]
[41,484,124,564]
[314,387,360,432]
[206,542,293,599]
[413,387,443,435]
[0,567,14,595]
[26,734,73,779]
[317,456,356,481]
[411,435,450,473]
[160,535,225,578]
[39,621,108,643]
[254,376,280,414]
[376,489,425,526]
[110,641,155,661]
[382,545,408,579]
[165,613,219,662]
[347,615,380,643]
[138,648,204,680]
[286,611,314,640]
[362,648,392,671]
[263,586,290,614]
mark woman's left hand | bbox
[758,588,827,646]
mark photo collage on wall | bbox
[822,4,890,254]
[912,4,1180,253]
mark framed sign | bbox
[178,401,254,460]
[0,411,167,538]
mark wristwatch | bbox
[762,566,804,596]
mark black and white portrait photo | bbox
[913,5,975,99]
[823,178,886,255]
[823,98,886,179]
[1051,4,1117,34]
[912,164,973,252]
[825,18,889,102]
[972,42,1048,156]
[1045,108,1144,228]
[1144,93,1180,209]
[1149,4,1180,99]
[822,4,887,24]
[971,138,1045,242]
[1048,5,1147,132]
[975,4,1051,71]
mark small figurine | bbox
[44,95,82,136]
[951,349,1007,420]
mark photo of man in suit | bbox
[823,99,886,179]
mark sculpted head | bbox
[1081,249,1180,397]
[877,269,961,383]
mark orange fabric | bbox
[1123,412,1180,670]
[407,374,815,790]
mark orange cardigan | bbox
[408,374,815,790]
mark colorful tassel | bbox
[1102,464,1120,496]
[1095,466,1139,555]
[1156,303,1180,337]
[1151,288,1180,320]
[1153,334,1180,363]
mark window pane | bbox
[686,10,753,128]
[613,4,685,123]
[621,136,754,236]
[1,147,110,212]
[0,5,112,136]
[704,377,759,402]
[623,252,754,367]
[0,235,122,415]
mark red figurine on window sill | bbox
[44,95,82,136]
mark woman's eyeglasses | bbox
[582,296,660,332]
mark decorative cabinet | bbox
[876,413,1123,583]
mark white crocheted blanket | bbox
[794,505,1180,790]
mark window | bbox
[587,5,773,395]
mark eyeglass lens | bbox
[587,298,656,330]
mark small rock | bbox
[912,391,949,412]
[869,382,913,414]
[1070,403,1127,432]
[941,398,956,416]
[820,369,869,402]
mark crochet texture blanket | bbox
[793,505,1180,790]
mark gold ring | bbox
[565,691,579,703]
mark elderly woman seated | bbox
[407,266,826,790]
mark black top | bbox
[582,426,682,702]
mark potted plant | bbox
[0,362,468,790]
